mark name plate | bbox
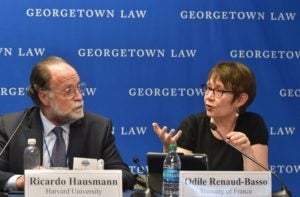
[25,170,122,197]
[179,171,271,197]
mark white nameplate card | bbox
[73,157,104,170]
[179,171,271,197]
[25,170,122,197]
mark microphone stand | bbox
[210,123,292,197]
[131,157,151,197]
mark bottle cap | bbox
[27,138,36,145]
[169,143,177,151]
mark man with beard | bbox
[0,56,135,191]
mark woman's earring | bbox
[236,108,240,117]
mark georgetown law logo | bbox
[26,8,147,19]
[129,164,148,174]
[270,164,300,174]
[128,87,204,97]
[230,49,300,60]
[269,126,296,136]
[0,86,97,96]
[180,10,296,21]
[0,47,45,57]
[112,126,147,136]
[279,88,300,97]
[77,48,197,59]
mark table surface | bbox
[1,190,136,197]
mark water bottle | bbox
[162,144,181,197]
[23,138,40,170]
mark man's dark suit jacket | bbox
[0,107,135,190]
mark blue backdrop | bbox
[0,0,299,195]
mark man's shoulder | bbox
[83,111,111,123]
[1,111,23,118]
[0,109,32,133]
[0,110,27,123]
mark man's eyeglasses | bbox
[49,82,86,98]
[201,84,234,98]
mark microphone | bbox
[209,123,292,197]
[131,157,151,197]
[0,107,33,158]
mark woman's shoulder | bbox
[240,111,265,122]
[239,112,268,144]
[183,111,208,122]
[179,112,209,129]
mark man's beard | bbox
[49,99,84,124]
